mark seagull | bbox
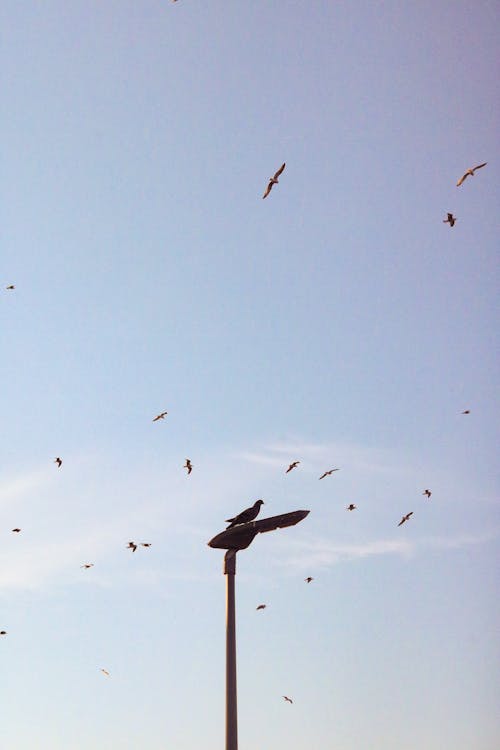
[423,489,432,499]
[461,409,470,414]
[184,458,193,475]
[262,163,286,199]
[456,162,487,186]
[346,504,357,511]
[152,411,168,422]
[305,577,314,583]
[140,543,152,548]
[283,696,293,704]
[225,499,264,529]
[286,461,300,474]
[398,512,413,527]
[11,528,21,533]
[319,468,340,479]
[127,541,138,553]
[0,631,7,636]
[54,457,62,468]
[6,285,15,290]
[100,668,110,677]
[256,604,267,611]
[443,213,456,227]
[81,563,94,569]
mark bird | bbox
[256,604,267,611]
[225,499,264,529]
[443,213,456,227]
[152,411,168,422]
[54,457,62,468]
[304,576,314,583]
[456,162,487,186]
[461,409,470,414]
[319,468,340,479]
[184,458,193,475]
[262,163,286,199]
[423,489,432,499]
[140,543,152,548]
[0,631,7,636]
[100,668,110,677]
[398,512,413,527]
[282,696,293,704]
[11,528,21,533]
[346,504,357,511]
[81,563,94,569]
[6,285,15,290]
[127,541,138,552]
[286,461,300,474]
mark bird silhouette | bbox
[226,499,264,528]
[127,541,138,552]
[256,604,267,611]
[319,468,340,479]
[54,457,62,468]
[5,285,15,290]
[11,528,21,533]
[398,512,413,527]
[140,543,152,548]
[0,631,7,636]
[346,504,357,511]
[152,411,168,422]
[100,668,110,677]
[456,163,487,186]
[262,163,286,199]
[283,696,293,704]
[305,576,314,583]
[423,489,432,499]
[81,563,94,569]
[443,213,456,227]
[461,409,470,414]
[286,461,300,473]
[184,458,193,475]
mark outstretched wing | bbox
[473,162,487,171]
[456,172,468,187]
[262,181,273,199]
[273,163,286,180]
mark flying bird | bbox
[11,528,21,533]
[423,489,432,499]
[184,458,193,475]
[319,468,340,479]
[100,668,110,677]
[81,563,94,569]
[286,461,300,474]
[456,162,487,186]
[0,631,7,636]
[443,213,456,227]
[398,512,413,527]
[256,604,267,611]
[225,499,264,529]
[304,577,314,583]
[127,541,138,553]
[152,411,168,422]
[461,409,470,414]
[262,163,286,199]
[6,285,15,290]
[346,504,357,511]
[282,696,293,704]
[140,543,152,548]
[54,457,62,468]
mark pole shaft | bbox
[224,550,238,750]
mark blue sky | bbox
[1,2,499,748]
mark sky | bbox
[1,1,499,748]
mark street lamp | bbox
[208,508,310,750]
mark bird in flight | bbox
[127,541,138,553]
[226,499,264,529]
[256,604,267,611]
[286,461,300,473]
[140,543,152,548]
[262,163,286,199]
[443,213,456,227]
[100,668,110,677]
[5,285,15,290]
[398,512,413,527]
[456,162,487,186]
[54,457,62,468]
[152,411,168,422]
[346,504,357,511]
[184,458,193,475]
[0,631,7,636]
[282,695,293,704]
[11,528,21,533]
[461,409,470,414]
[423,489,432,499]
[81,563,94,569]
[319,468,340,480]
[304,576,314,583]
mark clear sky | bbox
[1,2,499,748]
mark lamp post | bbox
[208,509,310,750]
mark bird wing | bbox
[273,163,286,180]
[456,173,468,187]
[473,162,487,171]
[262,181,273,199]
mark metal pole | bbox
[224,549,238,750]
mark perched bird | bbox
[456,162,487,186]
[184,458,193,475]
[256,604,267,611]
[262,163,286,199]
[81,563,94,569]
[127,541,138,553]
[226,499,264,529]
[0,631,7,636]
[461,409,471,415]
[54,457,62,468]
[398,512,413,527]
[100,668,110,677]
[286,461,300,474]
[140,543,152,548]
[346,504,357,511]
[443,213,456,227]
[283,696,293,704]
[11,528,21,533]
[423,489,432,499]
[304,577,314,583]
[319,468,340,479]
[6,285,15,290]
[152,411,168,422]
